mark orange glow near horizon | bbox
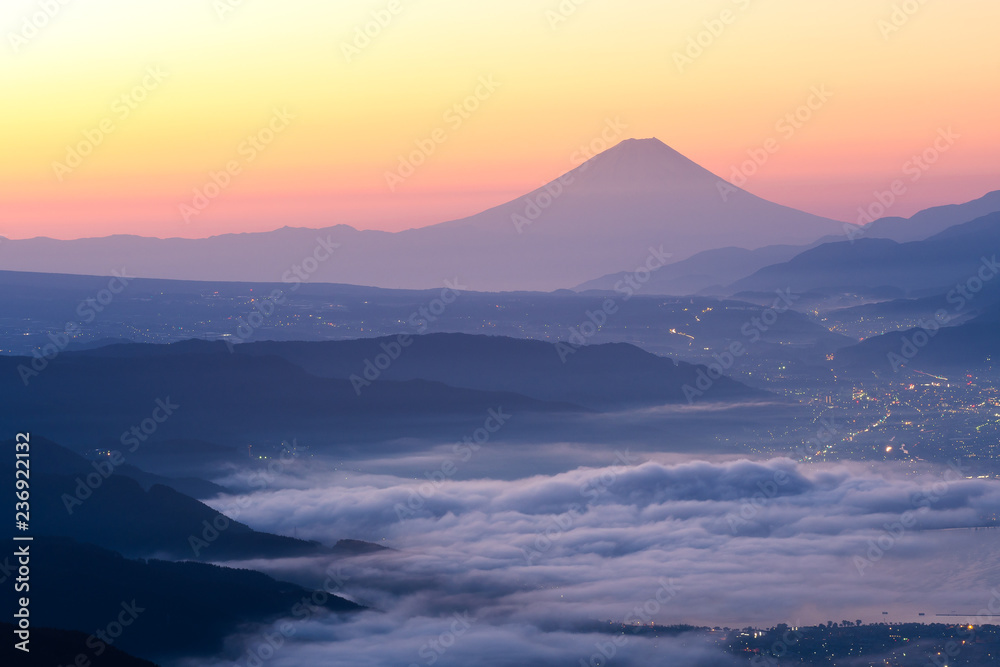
[1,0,999,239]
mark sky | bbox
[2,0,999,240]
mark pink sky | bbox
[2,0,998,239]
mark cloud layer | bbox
[193,454,1000,666]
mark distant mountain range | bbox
[575,243,817,296]
[856,190,1000,243]
[0,334,766,457]
[818,282,1000,339]
[727,211,1000,296]
[833,301,1000,372]
[210,333,763,410]
[3,140,995,296]
[0,338,576,449]
[0,138,844,291]
[576,190,1000,296]
[0,268,853,368]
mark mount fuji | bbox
[0,138,845,292]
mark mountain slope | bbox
[572,191,1000,297]
[860,190,1000,242]
[728,211,1000,296]
[67,334,767,410]
[0,342,576,449]
[0,139,844,291]
[25,436,329,560]
[573,243,816,295]
[9,537,361,662]
[833,303,1000,372]
[215,334,767,409]
[1,623,160,667]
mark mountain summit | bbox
[564,137,729,193]
[0,139,844,291]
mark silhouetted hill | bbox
[20,437,329,560]
[109,438,240,477]
[818,283,1000,339]
[112,462,226,499]
[1,622,160,666]
[860,190,1000,242]
[80,334,767,410]
[19,433,224,498]
[729,211,1000,296]
[36,475,325,560]
[8,537,362,662]
[833,310,1000,373]
[330,538,393,556]
[0,342,576,449]
[574,191,1000,296]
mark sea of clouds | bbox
[183,450,1000,667]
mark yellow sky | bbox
[1,0,998,238]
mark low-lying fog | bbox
[181,441,1000,667]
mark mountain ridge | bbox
[726,211,1000,296]
[0,138,845,291]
